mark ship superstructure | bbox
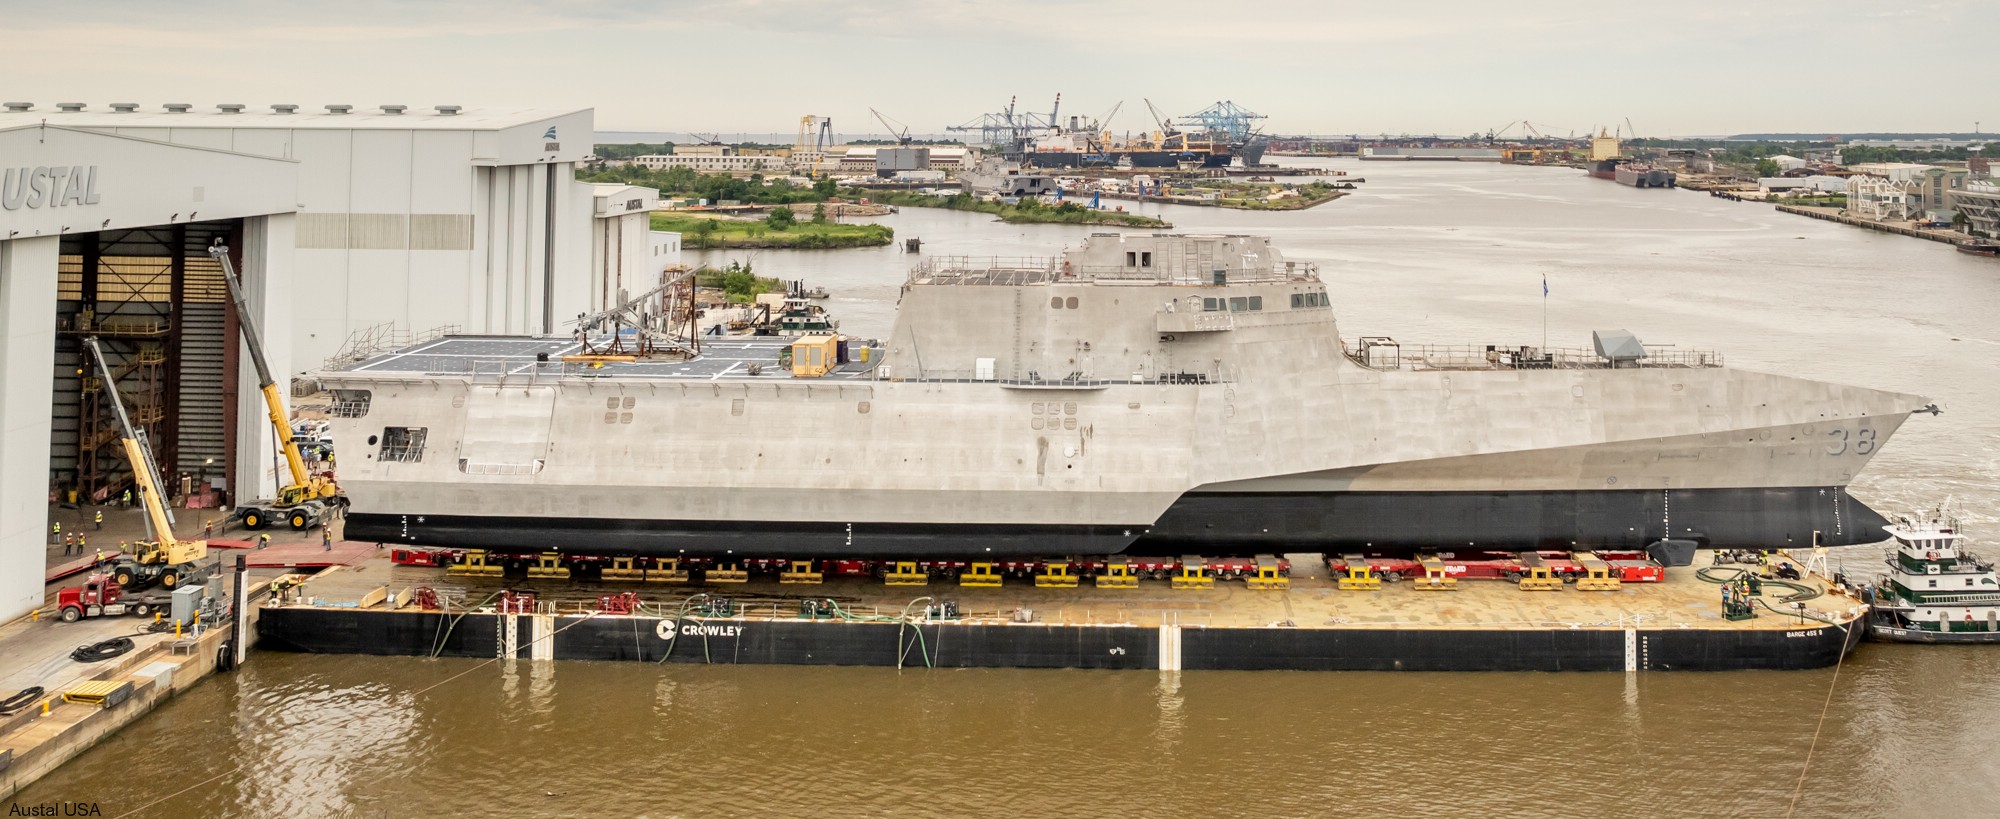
[319,234,1930,560]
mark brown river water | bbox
[20,159,2000,818]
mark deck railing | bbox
[1344,340,1724,371]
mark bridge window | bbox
[1248,296,1262,311]
[379,426,427,463]
[1229,296,1246,312]
[1203,297,1221,312]
[1126,252,1137,267]
[1141,252,1153,268]
[1291,294,1303,309]
[331,389,372,418]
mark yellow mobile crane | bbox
[83,337,208,590]
[209,241,344,530]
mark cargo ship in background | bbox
[318,235,1931,563]
[1615,163,1676,188]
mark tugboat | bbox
[804,285,830,300]
[1867,505,2000,643]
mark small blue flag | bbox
[1542,275,1548,298]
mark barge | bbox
[256,550,1869,671]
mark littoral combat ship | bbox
[320,235,1930,563]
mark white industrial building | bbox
[0,101,652,621]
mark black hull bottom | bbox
[345,486,1887,558]
[1868,615,2000,643]
[258,608,1862,671]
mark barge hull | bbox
[256,608,1863,672]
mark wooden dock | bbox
[1775,205,1967,246]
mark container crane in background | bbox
[208,241,345,531]
[82,337,208,590]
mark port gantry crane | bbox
[208,241,345,531]
[83,337,208,590]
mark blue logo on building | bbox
[543,126,558,140]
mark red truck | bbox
[56,573,174,622]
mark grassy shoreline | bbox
[652,213,893,249]
[860,191,1172,228]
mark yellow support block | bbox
[1411,555,1458,591]
[1245,556,1290,590]
[779,560,823,584]
[526,552,569,580]
[1336,557,1380,591]
[447,549,505,577]
[1095,562,1138,589]
[960,562,1003,588]
[1171,558,1213,590]
[884,561,929,586]
[601,557,646,582]
[1516,553,1563,591]
[1571,552,1622,592]
[706,562,749,584]
[645,558,689,584]
[1035,561,1079,589]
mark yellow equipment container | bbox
[790,335,841,378]
[960,562,1003,588]
[707,562,749,584]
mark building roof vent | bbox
[110,103,139,113]
[2,102,31,112]
[434,105,462,116]
[379,104,407,115]
[163,103,193,113]
[56,102,86,112]
[271,104,298,114]
[325,104,352,114]
[217,103,246,113]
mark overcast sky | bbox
[7,0,1992,138]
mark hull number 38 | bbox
[1825,428,1875,456]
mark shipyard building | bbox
[0,102,654,620]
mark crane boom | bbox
[210,242,316,498]
[83,338,178,546]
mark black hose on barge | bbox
[0,686,44,714]
[71,636,136,663]
[1695,566,1822,602]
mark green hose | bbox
[1696,565,1820,601]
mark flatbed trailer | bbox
[389,548,1292,586]
[1321,550,1665,583]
